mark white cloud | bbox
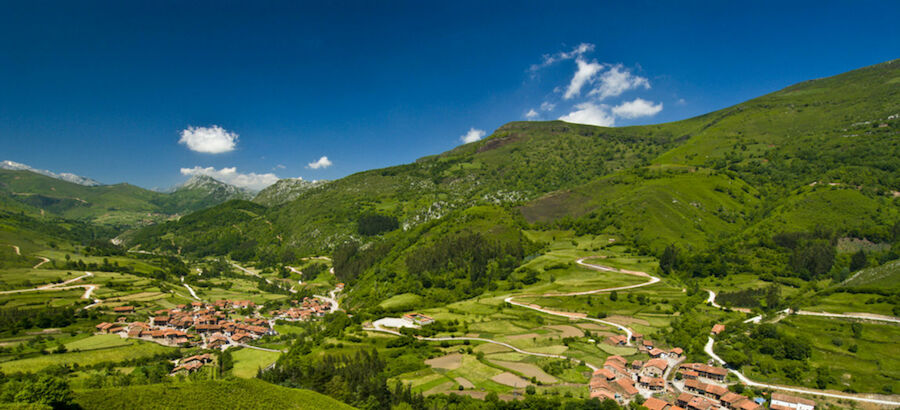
[178,125,238,154]
[540,101,556,111]
[564,58,604,100]
[588,64,650,101]
[676,98,686,106]
[530,43,595,72]
[307,156,333,169]
[612,98,663,119]
[525,109,539,120]
[180,166,279,191]
[460,128,486,143]
[275,164,286,169]
[558,103,615,127]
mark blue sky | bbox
[1,1,898,190]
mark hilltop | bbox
[0,169,253,229]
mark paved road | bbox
[314,287,342,312]
[504,257,660,345]
[364,326,599,371]
[705,292,900,405]
[183,284,200,300]
[231,262,273,284]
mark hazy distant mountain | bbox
[1,160,103,186]
[253,178,328,206]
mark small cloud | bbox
[307,156,333,170]
[180,166,279,191]
[676,98,686,106]
[540,101,556,111]
[588,64,650,101]
[178,125,238,154]
[525,109,539,120]
[530,43,595,72]
[564,58,604,100]
[558,103,615,127]
[612,98,663,119]
[273,164,286,171]
[460,128,486,144]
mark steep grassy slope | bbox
[128,59,900,304]
[74,379,353,410]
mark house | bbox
[638,375,666,391]
[152,316,169,326]
[171,360,204,375]
[614,377,638,398]
[113,305,135,314]
[770,393,815,410]
[648,348,668,358]
[402,312,434,326]
[127,327,143,338]
[641,358,669,377]
[593,368,616,381]
[605,335,628,346]
[721,392,760,410]
[686,395,715,410]
[590,389,616,401]
[676,392,695,408]
[680,363,728,381]
[95,322,114,333]
[630,360,643,371]
[644,397,672,410]
[711,324,725,335]
[684,379,727,400]
[681,370,699,380]
[670,347,684,358]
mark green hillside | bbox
[0,169,250,228]
[126,59,900,307]
[74,379,353,410]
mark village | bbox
[93,294,337,376]
[589,323,817,410]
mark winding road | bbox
[505,257,659,346]
[0,271,103,309]
[366,256,657,375]
[705,291,900,406]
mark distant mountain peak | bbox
[173,174,255,197]
[1,160,103,186]
[253,177,328,206]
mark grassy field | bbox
[743,316,900,394]
[803,291,898,317]
[0,339,172,373]
[64,334,133,351]
[74,378,353,410]
[378,293,423,312]
[231,348,280,378]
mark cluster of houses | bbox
[96,300,276,350]
[590,335,685,403]
[590,324,817,410]
[170,353,215,376]
[269,297,332,321]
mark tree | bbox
[609,291,618,302]
[850,322,863,339]
[660,244,679,274]
[850,250,868,271]
[525,385,536,395]
[14,375,74,408]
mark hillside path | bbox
[504,257,659,345]
[33,257,50,269]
